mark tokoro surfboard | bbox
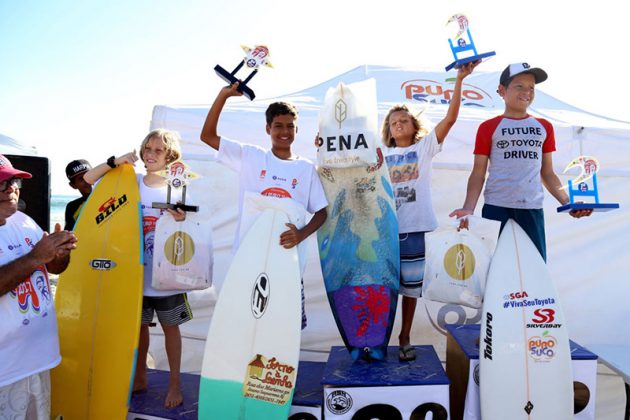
[317,156,399,361]
[51,164,143,419]
[198,208,302,419]
[479,219,573,419]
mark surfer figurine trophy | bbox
[444,14,496,71]
[152,160,200,213]
[214,45,273,101]
[557,155,619,213]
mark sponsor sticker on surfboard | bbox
[89,258,117,270]
[242,354,297,405]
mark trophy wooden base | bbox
[152,202,200,213]
[214,65,256,100]
[445,51,495,71]
[557,203,619,213]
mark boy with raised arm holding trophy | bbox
[200,81,328,329]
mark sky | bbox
[1,0,628,196]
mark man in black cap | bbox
[64,159,92,231]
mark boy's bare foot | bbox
[132,376,148,393]
[164,385,183,408]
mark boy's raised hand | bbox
[220,81,244,98]
[458,60,480,79]
[115,150,139,166]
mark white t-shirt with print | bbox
[0,211,60,387]
[137,174,183,297]
[218,137,328,250]
[384,130,442,233]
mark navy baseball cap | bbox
[65,159,92,180]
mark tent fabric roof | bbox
[152,65,630,174]
[0,133,37,156]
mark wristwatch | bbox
[106,155,117,169]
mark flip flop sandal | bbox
[399,344,416,361]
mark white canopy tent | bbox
[149,65,630,378]
[0,133,38,156]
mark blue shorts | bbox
[399,232,426,298]
[482,204,547,261]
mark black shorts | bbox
[141,293,193,326]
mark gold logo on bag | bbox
[444,243,475,280]
[164,231,195,266]
[335,99,347,128]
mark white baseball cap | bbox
[500,63,548,86]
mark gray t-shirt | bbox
[475,115,556,209]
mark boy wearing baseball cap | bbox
[64,159,92,230]
[450,63,591,261]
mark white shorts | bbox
[0,370,50,420]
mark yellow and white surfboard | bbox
[52,164,143,420]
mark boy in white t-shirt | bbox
[381,61,479,361]
[450,63,591,261]
[200,82,328,328]
[84,129,191,408]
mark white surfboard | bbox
[198,208,302,419]
[480,219,573,419]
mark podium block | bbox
[322,345,450,419]
[127,369,198,420]
[445,324,597,420]
[289,361,325,419]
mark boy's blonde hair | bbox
[380,104,431,147]
[139,129,182,164]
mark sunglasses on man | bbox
[0,177,23,192]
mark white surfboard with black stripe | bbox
[198,208,302,419]
[480,219,573,419]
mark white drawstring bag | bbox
[422,216,500,308]
[317,78,378,168]
[152,212,213,291]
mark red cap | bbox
[0,154,33,183]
